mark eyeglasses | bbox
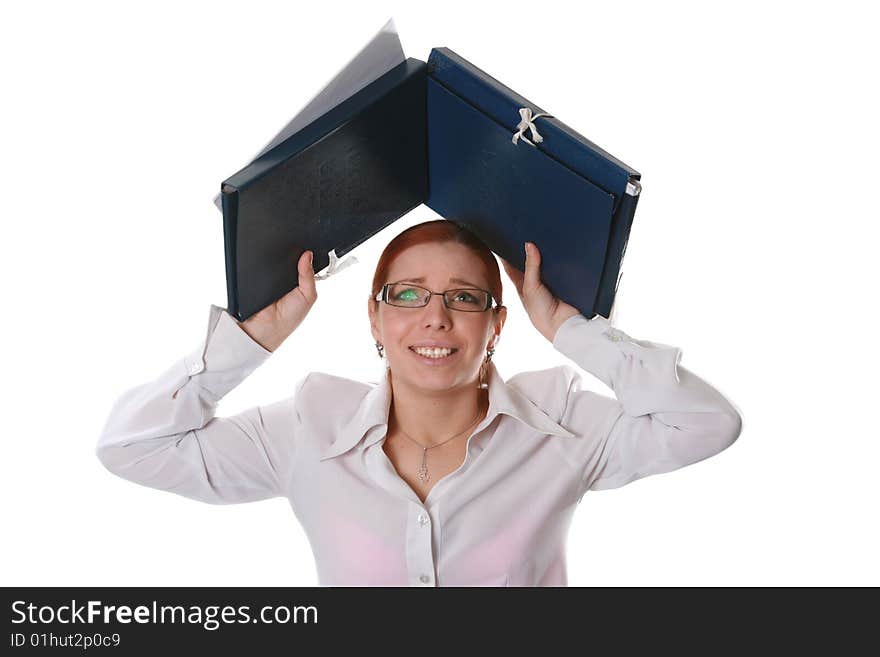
[374,282,495,312]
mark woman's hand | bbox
[500,242,581,344]
[239,250,317,352]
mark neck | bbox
[387,370,489,447]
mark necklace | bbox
[395,405,484,483]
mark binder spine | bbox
[220,184,241,321]
[595,184,640,319]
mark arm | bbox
[500,241,742,494]
[95,304,304,504]
[553,313,743,494]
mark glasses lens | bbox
[445,289,489,311]
[387,283,429,307]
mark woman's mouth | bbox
[408,346,460,364]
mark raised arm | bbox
[96,250,318,504]
[553,313,742,494]
[500,241,741,496]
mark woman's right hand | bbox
[239,250,317,352]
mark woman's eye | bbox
[454,292,478,303]
[395,289,420,301]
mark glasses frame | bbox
[374,282,496,312]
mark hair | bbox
[370,219,503,312]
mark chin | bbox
[391,362,476,391]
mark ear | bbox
[367,297,381,343]
[489,305,507,349]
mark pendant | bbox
[417,447,430,483]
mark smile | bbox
[408,346,460,363]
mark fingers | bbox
[523,242,541,291]
[296,250,317,302]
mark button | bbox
[419,574,431,584]
[188,359,203,375]
[418,513,429,527]
[603,328,627,343]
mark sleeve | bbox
[95,304,305,505]
[552,313,743,495]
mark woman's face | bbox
[368,241,507,394]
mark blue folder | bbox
[220,48,641,322]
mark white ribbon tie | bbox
[512,107,555,146]
[313,248,359,280]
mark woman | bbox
[96,219,742,586]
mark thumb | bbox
[296,250,317,302]
[523,242,541,292]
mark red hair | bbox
[371,219,503,312]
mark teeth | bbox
[412,347,455,358]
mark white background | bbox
[2,0,877,586]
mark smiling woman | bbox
[366,221,508,501]
[95,218,742,587]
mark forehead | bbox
[386,242,489,288]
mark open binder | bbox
[219,21,641,323]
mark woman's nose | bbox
[423,293,452,328]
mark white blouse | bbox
[96,304,742,587]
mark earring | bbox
[375,341,385,359]
[477,346,495,389]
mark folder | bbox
[219,25,641,323]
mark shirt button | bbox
[605,330,623,343]
[418,513,429,527]
[419,574,431,584]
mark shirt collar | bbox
[319,360,576,461]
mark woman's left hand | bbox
[500,242,581,344]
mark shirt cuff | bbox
[552,312,683,404]
[552,314,621,389]
[178,304,272,401]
